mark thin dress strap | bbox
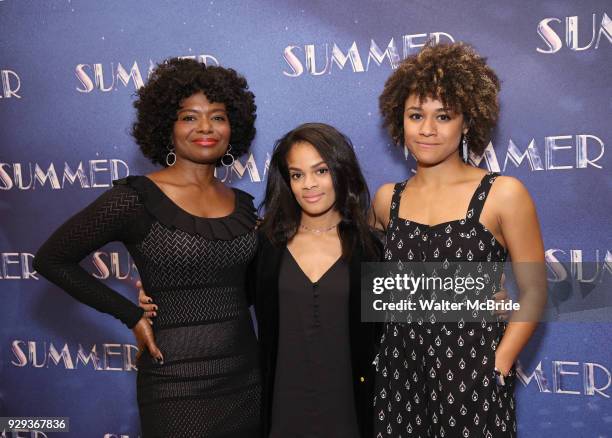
[465,172,500,222]
[388,181,408,223]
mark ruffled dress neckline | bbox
[113,175,257,240]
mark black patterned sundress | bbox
[373,172,517,438]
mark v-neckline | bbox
[286,248,343,285]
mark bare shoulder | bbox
[145,170,170,187]
[373,183,396,211]
[371,183,397,230]
[491,175,531,197]
[489,175,535,211]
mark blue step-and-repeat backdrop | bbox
[1,1,610,437]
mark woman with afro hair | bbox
[370,42,546,437]
[34,58,261,437]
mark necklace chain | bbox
[299,222,340,234]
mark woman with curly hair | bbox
[370,42,545,437]
[138,122,384,437]
[34,58,261,437]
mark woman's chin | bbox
[414,156,446,167]
[299,204,336,218]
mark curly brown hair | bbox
[379,42,500,156]
[132,58,256,166]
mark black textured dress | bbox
[372,173,516,438]
[34,175,261,438]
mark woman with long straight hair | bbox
[133,114,514,436]
[253,123,381,437]
[140,122,382,436]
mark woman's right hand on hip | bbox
[137,280,157,325]
[132,317,164,363]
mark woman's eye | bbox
[213,115,227,121]
[181,115,196,121]
[290,173,302,180]
[316,168,329,175]
[407,113,422,120]
[438,114,451,121]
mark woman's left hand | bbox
[494,351,514,376]
[492,273,510,320]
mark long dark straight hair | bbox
[259,123,378,260]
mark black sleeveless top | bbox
[384,172,507,265]
[372,172,517,438]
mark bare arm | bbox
[369,183,395,231]
[490,177,547,375]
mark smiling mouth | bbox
[303,194,324,203]
[193,139,219,147]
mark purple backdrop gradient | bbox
[1,1,610,437]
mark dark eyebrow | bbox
[406,106,449,112]
[177,108,201,114]
[177,107,227,115]
[287,161,326,171]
